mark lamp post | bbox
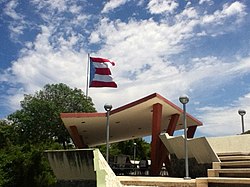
[133,143,137,164]
[133,142,137,171]
[104,104,112,163]
[238,109,246,134]
[179,95,191,180]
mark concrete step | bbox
[213,161,250,169]
[219,156,250,162]
[217,152,250,157]
[118,176,196,187]
[196,177,250,187]
[208,168,250,178]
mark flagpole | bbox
[86,53,90,98]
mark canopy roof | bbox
[61,93,202,147]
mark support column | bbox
[150,103,162,176]
[159,114,180,174]
[187,126,197,138]
[69,126,87,148]
[166,114,180,136]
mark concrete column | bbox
[167,114,180,136]
[150,103,162,175]
[187,126,197,138]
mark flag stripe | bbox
[95,68,111,75]
[92,74,114,82]
[92,62,109,68]
[89,56,117,88]
[90,57,115,66]
[90,81,117,88]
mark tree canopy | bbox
[98,138,151,161]
[8,83,96,146]
[0,83,96,186]
[0,119,61,186]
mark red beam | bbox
[69,126,87,148]
[150,103,162,176]
[187,126,197,138]
[166,114,180,136]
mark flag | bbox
[89,57,117,88]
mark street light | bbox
[104,104,112,163]
[238,109,246,134]
[133,142,137,170]
[179,95,191,180]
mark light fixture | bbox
[104,104,112,111]
[238,109,246,116]
[179,95,189,104]
[179,95,191,180]
[238,109,246,134]
[104,104,112,163]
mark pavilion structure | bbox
[60,93,202,175]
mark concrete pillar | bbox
[167,114,180,136]
[150,103,162,175]
[187,126,197,138]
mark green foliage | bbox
[0,120,19,147]
[0,83,96,186]
[0,119,62,186]
[8,83,96,145]
[0,144,58,187]
[98,138,150,160]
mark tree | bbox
[98,138,150,161]
[0,84,96,186]
[8,83,96,147]
[0,120,60,186]
[0,120,19,147]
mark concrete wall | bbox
[93,149,123,187]
[45,149,96,181]
[207,134,250,154]
[160,133,250,164]
[189,137,219,164]
[159,133,219,164]
[159,133,194,158]
[45,149,123,187]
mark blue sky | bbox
[1,0,250,137]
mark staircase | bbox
[197,152,250,187]
[118,152,250,187]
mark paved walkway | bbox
[118,176,196,187]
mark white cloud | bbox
[222,2,246,17]
[31,0,67,13]
[89,32,101,43]
[197,1,247,37]
[197,92,250,137]
[88,17,198,65]
[147,0,179,14]
[69,4,82,14]
[1,25,88,110]
[3,0,27,40]
[199,0,213,5]
[175,7,198,20]
[4,0,21,20]
[1,0,250,141]
[102,0,129,13]
[202,1,246,25]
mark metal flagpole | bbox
[86,53,90,97]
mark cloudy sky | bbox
[1,0,250,137]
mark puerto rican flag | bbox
[89,57,117,88]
